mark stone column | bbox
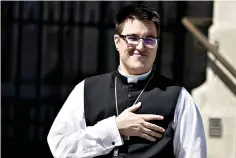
[192,1,236,158]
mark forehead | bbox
[121,19,157,37]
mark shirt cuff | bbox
[97,116,124,148]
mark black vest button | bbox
[128,94,132,98]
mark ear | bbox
[114,34,120,48]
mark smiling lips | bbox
[133,52,147,57]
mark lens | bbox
[124,35,158,48]
[126,36,139,42]
[126,36,139,46]
[144,38,156,48]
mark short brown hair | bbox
[115,4,161,36]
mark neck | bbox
[119,63,151,76]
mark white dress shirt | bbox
[47,71,207,158]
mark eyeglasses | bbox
[119,34,159,48]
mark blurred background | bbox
[1,1,236,158]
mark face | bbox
[114,19,158,75]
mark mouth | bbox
[132,51,147,57]
[132,52,147,57]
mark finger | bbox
[125,102,142,112]
[143,122,165,133]
[139,132,156,141]
[140,114,164,121]
[141,127,163,138]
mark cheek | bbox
[120,47,132,57]
[118,49,129,61]
[151,51,157,57]
[148,50,157,60]
[118,43,128,53]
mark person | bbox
[47,4,207,158]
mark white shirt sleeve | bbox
[47,80,124,158]
[173,87,207,158]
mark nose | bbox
[135,39,145,50]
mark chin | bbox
[129,64,146,72]
[130,62,144,68]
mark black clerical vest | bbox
[84,70,181,158]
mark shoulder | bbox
[84,71,115,86]
[157,75,179,86]
[174,87,200,120]
[153,73,182,92]
[177,87,196,106]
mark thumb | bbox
[125,102,142,112]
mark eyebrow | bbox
[125,33,157,38]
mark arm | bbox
[47,80,123,158]
[173,88,207,158]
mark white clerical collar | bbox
[118,67,152,83]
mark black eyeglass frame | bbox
[118,34,160,48]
